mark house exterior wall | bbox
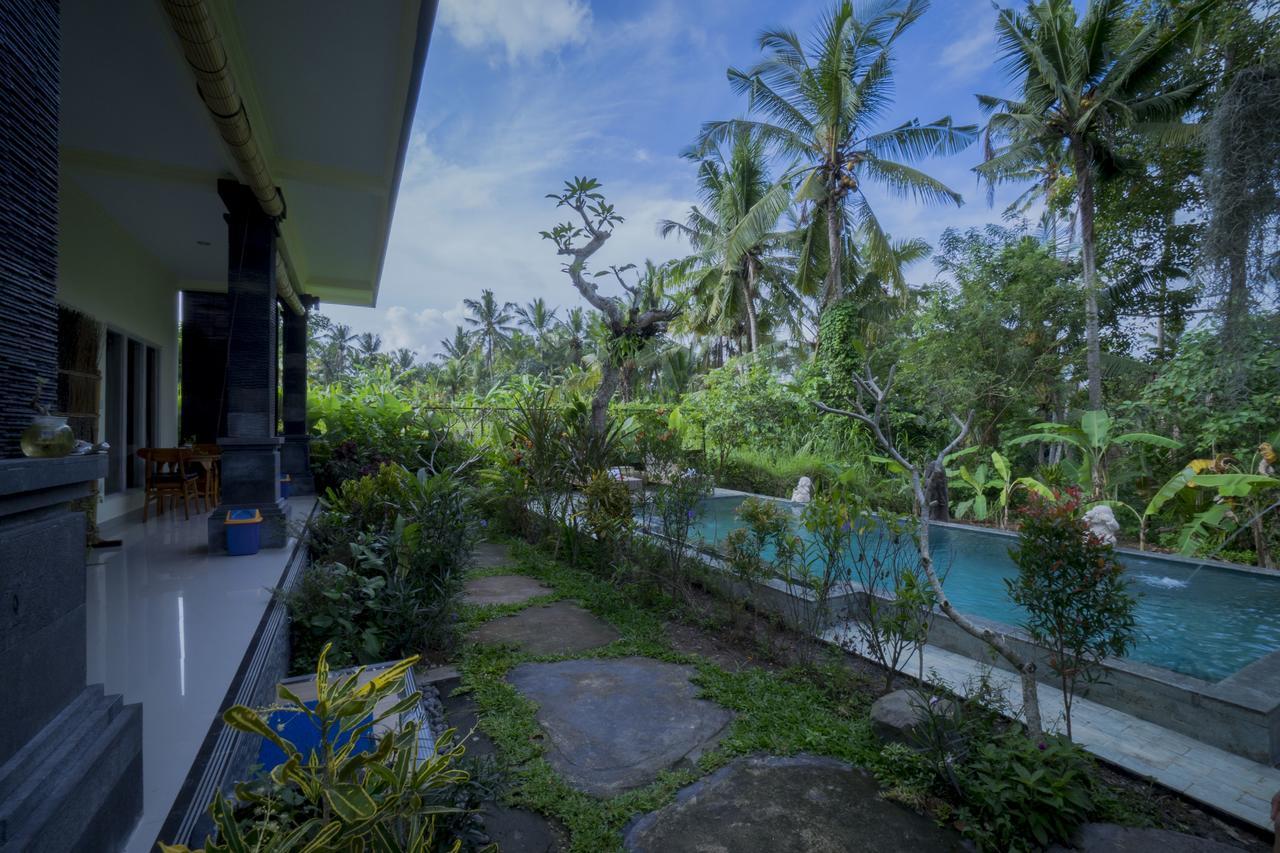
[57,182,180,521]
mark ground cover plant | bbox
[451,534,1264,852]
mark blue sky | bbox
[326,0,1035,356]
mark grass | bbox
[453,539,884,852]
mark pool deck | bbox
[824,621,1280,833]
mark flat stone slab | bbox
[472,541,514,568]
[508,657,734,797]
[468,601,620,655]
[1048,824,1245,852]
[624,754,963,852]
[463,574,553,606]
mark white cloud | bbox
[936,12,997,79]
[379,303,470,357]
[439,0,591,63]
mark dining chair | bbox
[138,448,202,520]
[191,443,222,508]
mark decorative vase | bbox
[20,415,76,458]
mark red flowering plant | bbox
[1007,487,1138,739]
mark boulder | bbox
[870,689,953,746]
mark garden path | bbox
[452,546,964,852]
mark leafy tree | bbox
[977,0,1220,409]
[699,0,975,313]
[1008,490,1138,739]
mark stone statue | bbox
[1082,504,1120,545]
[791,476,813,504]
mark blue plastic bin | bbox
[279,474,292,499]
[225,509,262,556]
[256,701,374,771]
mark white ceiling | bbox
[59,0,435,306]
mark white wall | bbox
[58,182,180,523]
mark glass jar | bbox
[20,415,76,458]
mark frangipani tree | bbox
[541,177,679,436]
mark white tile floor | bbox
[824,621,1280,834]
[86,497,314,853]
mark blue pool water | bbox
[686,495,1280,682]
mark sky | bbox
[323,0,1036,358]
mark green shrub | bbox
[956,731,1101,852]
[1008,489,1138,739]
[290,464,476,671]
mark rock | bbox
[467,601,621,655]
[508,657,734,797]
[463,574,553,606]
[1047,823,1245,852]
[791,476,814,503]
[472,541,513,568]
[870,689,953,746]
[1082,505,1120,545]
[623,754,963,852]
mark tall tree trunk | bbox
[1073,142,1104,412]
[825,192,843,311]
[744,256,760,353]
[591,361,621,437]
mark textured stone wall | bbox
[0,0,60,457]
[181,291,231,444]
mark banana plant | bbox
[1009,410,1181,500]
[1141,467,1280,557]
[951,450,1053,528]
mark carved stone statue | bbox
[1082,504,1120,545]
[791,476,813,504]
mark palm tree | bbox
[389,347,417,377]
[515,298,559,358]
[558,307,588,368]
[354,331,382,368]
[462,289,517,380]
[976,0,1218,409]
[660,128,787,352]
[436,325,473,361]
[698,0,975,315]
[325,323,358,380]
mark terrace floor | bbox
[87,496,315,852]
[823,620,1280,833]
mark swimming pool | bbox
[685,494,1280,682]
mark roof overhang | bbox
[60,0,437,307]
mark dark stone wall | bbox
[0,0,59,458]
[181,291,231,444]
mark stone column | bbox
[0,3,142,848]
[207,179,291,551]
[280,295,315,494]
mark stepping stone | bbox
[623,754,963,852]
[472,541,514,568]
[469,601,620,656]
[478,804,563,852]
[507,657,734,797]
[464,574,553,606]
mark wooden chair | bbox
[190,443,222,509]
[138,448,202,520]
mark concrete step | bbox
[0,687,142,853]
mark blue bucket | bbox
[225,509,262,556]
